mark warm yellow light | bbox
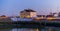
[36,18,40,19]
[26,15,30,18]
[46,17,53,21]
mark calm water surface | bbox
[0,27,60,31]
[0,28,38,31]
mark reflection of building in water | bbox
[20,9,37,18]
[48,27,52,31]
[0,29,12,31]
[45,27,60,31]
[12,28,39,31]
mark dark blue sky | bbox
[0,0,60,16]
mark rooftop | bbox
[21,9,36,13]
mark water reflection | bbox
[0,28,12,31]
[0,28,38,31]
[12,28,38,31]
[0,27,60,31]
[45,27,60,31]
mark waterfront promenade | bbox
[0,20,60,28]
[0,18,60,31]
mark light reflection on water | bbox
[0,28,38,31]
[12,27,60,31]
[0,27,60,31]
[12,28,38,31]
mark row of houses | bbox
[0,9,59,19]
[0,9,60,22]
[20,9,58,18]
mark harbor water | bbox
[0,27,60,31]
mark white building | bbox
[20,9,37,18]
[11,18,33,21]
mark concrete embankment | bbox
[0,21,60,28]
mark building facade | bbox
[58,12,60,17]
[20,9,36,18]
[0,15,7,19]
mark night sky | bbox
[0,0,60,16]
